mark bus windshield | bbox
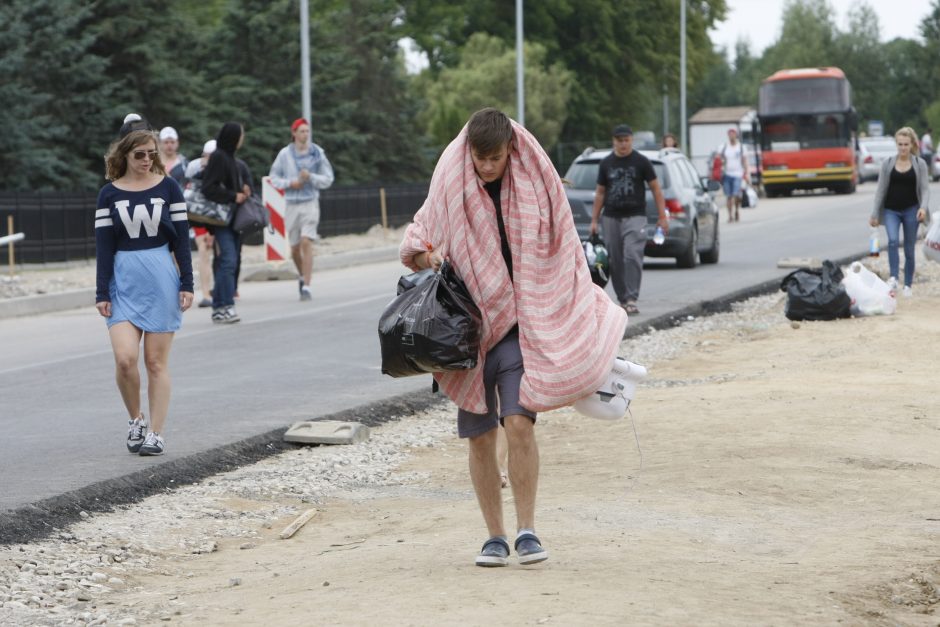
[759,78,850,115]
[759,113,851,151]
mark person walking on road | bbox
[590,124,667,316]
[159,126,188,188]
[269,118,334,302]
[401,108,627,568]
[718,128,749,223]
[920,127,933,167]
[185,139,217,308]
[202,122,250,323]
[95,114,194,456]
[870,126,931,298]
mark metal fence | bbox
[0,184,428,264]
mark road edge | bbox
[0,388,444,546]
[0,250,867,545]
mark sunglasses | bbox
[130,150,159,161]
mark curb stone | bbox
[0,388,444,546]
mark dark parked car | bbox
[563,147,721,268]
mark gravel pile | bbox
[2,252,938,625]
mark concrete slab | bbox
[283,420,371,445]
[776,257,822,269]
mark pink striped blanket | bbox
[400,121,627,414]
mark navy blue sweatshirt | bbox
[95,177,194,303]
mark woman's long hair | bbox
[104,130,166,181]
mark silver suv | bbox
[563,147,720,268]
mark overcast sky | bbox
[709,0,934,54]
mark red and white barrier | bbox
[262,176,289,262]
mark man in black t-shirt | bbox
[590,124,667,315]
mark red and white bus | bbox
[757,67,858,197]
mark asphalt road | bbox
[0,182,927,512]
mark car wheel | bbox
[676,225,699,269]
[700,221,719,264]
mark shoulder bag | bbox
[185,186,234,226]
[232,194,269,234]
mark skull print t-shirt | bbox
[596,150,657,218]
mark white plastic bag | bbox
[841,261,896,316]
[743,185,758,209]
[924,217,940,264]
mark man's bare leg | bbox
[468,427,504,538]
[503,414,538,531]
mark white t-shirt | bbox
[921,133,933,154]
[722,142,744,177]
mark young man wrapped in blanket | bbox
[400,108,628,567]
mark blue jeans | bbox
[882,204,919,287]
[211,226,239,308]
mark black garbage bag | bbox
[379,260,482,377]
[779,259,851,321]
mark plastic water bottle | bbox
[653,226,665,245]
[868,227,880,257]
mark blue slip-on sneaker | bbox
[515,533,548,565]
[475,536,510,567]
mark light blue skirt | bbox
[107,245,182,332]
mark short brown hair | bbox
[104,130,165,181]
[467,108,512,156]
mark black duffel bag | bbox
[378,260,482,377]
[779,259,851,321]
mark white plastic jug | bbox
[841,261,896,316]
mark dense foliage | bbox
[1,0,939,191]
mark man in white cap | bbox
[159,126,188,188]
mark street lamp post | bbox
[300,0,312,122]
[680,0,687,154]
[516,0,525,126]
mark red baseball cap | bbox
[291,118,309,132]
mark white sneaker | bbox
[887,277,899,291]
[126,415,147,453]
[902,286,912,298]
[138,432,165,456]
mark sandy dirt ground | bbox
[65,284,937,626]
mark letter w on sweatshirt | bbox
[115,199,164,238]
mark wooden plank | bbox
[279,508,318,540]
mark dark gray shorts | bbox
[456,330,537,439]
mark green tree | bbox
[834,2,889,131]
[420,33,574,148]
[761,0,839,72]
[84,0,214,162]
[401,0,727,142]
[0,0,120,190]
[200,0,427,184]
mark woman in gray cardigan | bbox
[869,126,930,297]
